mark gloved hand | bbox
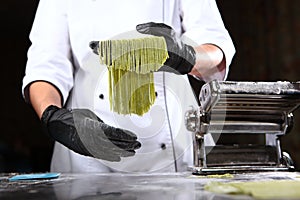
[41,105,141,162]
[136,22,196,75]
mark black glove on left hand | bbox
[41,105,141,162]
[136,22,196,75]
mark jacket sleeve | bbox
[22,0,73,105]
[180,0,236,80]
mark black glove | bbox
[41,105,141,162]
[136,22,196,75]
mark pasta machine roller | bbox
[185,80,300,175]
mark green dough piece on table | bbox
[191,173,234,179]
[98,36,168,116]
[204,180,300,199]
[206,173,235,179]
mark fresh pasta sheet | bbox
[97,36,168,115]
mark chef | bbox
[22,0,235,173]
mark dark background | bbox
[0,0,299,172]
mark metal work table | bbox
[1,171,300,200]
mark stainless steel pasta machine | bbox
[185,80,300,175]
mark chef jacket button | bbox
[155,92,158,97]
[160,143,166,150]
[99,94,104,99]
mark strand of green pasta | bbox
[98,36,168,116]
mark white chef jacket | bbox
[22,0,235,173]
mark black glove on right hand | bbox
[136,22,196,75]
[41,105,141,162]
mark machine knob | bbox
[185,107,200,132]
[185,106,210,133]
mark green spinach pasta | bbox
[97,36,168,115]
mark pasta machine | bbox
[185,80,300,175]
